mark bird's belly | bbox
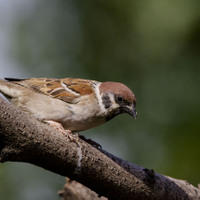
[60,96,106,132]
[12,92,106,132]
[61,116,106,132]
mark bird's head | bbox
[99,82,137,120]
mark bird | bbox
[0,77,137,133]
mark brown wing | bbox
[6,77,98,104]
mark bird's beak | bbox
[131,104,137,119]
[125,104,137,119]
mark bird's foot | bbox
[78,135,102,149]
[44,120,74,140]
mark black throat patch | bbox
[102,94,112,109]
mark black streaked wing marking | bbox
[46,83,54,87]
[61,81,80,96]
[5,77,28,82]
[50,88,66,96]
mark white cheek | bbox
[95,83,107,114]
[94,83,120,114]
[108,93,119,110]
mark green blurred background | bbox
[0,0,200,199]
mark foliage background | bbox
[0,1,200,199]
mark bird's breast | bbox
[60,95,107,132]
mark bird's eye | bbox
[116,95,123,103]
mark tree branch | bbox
[0,97,199,200]
[58,178,108,200]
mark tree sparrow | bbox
[0,77,137,132]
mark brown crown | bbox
[99,82,136,104]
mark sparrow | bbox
[0,77,137,133]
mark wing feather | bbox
[5,77,98,104]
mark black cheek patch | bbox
[102,94,111,109]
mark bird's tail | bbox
[0,79,25,99]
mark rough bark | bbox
[58,178,108,200]
[0,97,200,200]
